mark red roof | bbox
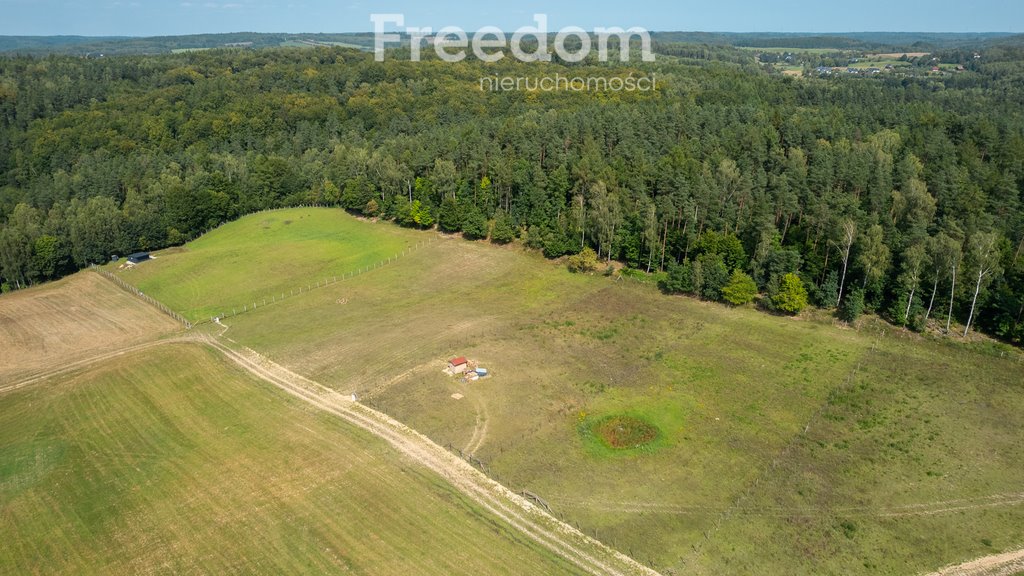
[449,357,468,366]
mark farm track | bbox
[463,394,491,457]
[925,548,1024,576]
[199,334,660,576]
[0,336,196,395]
[5,327,657,575]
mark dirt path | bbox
[199,334,660,576]
[463,395,490,456]
[0,336,196,395]
[925,548,1024,576]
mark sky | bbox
[1,0,1021,37]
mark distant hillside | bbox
[0,31,1015,56]
[0,32,376,55]
[649,31,1015,51]
[0,35,128,52]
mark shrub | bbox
[771,273,809,314]
[721,270,758,305]
[461,207,489,240]
[567,247,600,273]
[839,288,865,323]
[698,252,729,301]
[659,259,694,294]
[490,213,516,244]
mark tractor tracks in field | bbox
[198,334,660,576]
[463,394,490,457]
[0,336,198,395]
[8,328,658,575]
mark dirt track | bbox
[925,548,1024,576]
[8,271,1016,576]
[199,334,660,576]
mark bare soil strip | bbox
[199,334,660,576]
[925,548,1024,576]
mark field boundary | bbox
[192,235,436,326]
[93,268,193,329]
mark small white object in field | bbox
[451,393,464,400]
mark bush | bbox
[363,198,380,216]
[839,288,865,323]
[461,207,488,240]
[817,270,840,308]
[437,197,461,233]
[721,270,758,305]
[567,247,600,273]
[771,273,809,314]
[659,260,694,294]
[697,253,730,301]
[490,213,516,244]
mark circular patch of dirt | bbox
[592,415,659,449]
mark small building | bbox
[127,252,151,265]
[448,357,468,373]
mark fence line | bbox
[92,267,193,329]
[193,235,437,327]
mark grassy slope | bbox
[115,209,1024,574]
[113,209,420,321]
[0,342,579,575]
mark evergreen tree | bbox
[771,273,809,314]
[722,270,758,306]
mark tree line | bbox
[0,44,1022,344]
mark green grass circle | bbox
[591,415,660,450]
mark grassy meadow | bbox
[112,209,421,321]
[0,342,580,575]
[112,208,1024,574]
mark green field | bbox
[848,59,913,69]
[112,209,420,321]
[109,209,1024,574]
[0,342,579,575]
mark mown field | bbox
[0,342,580,575]
[0,272,180,384]
[111,209,421,322]
[113,208,1024,574]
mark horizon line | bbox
[0,30,1020,39]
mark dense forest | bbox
[0,41,1022,344]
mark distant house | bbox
[127,252,151,265]
[448,357,468,373]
